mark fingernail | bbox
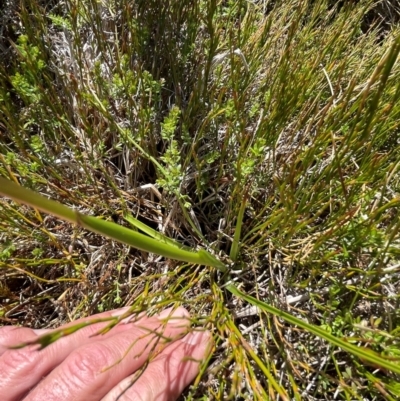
[182,330,208,345]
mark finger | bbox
[0,306,132,353]
[0,307,188,401]
[31,306,135,336]
[0,327,41,357]
[101,330,213,401]
[25,308,191,401]
[0,307,133,401]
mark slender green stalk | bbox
[227,284,400,375]
[0,177,76,223]
[0,178,227,272]
[230,195,247,262]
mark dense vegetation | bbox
[1,0,400,399]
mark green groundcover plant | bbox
[1,0,400,399]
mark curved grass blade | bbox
[227,284,400,375]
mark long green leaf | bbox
[0,178,227,272]
[227,284,400,375]
[79,214,226,270]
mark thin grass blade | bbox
[227,284,400,375]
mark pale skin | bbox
[0,307,212,401]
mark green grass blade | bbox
[124,214,227,271]
[0,177,76,223]
[0,178,227,271]
[229,195,247,262]
[124,214,189,250]
[227,284,400,375]
[79,213,226,270]
[228,319,290,400]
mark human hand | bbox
[0,307,212,401]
